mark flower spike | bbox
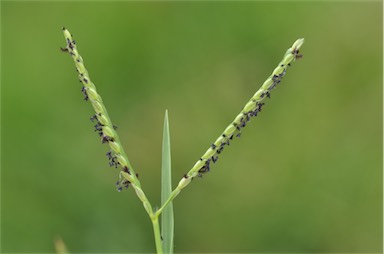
[61,27,153,215]
[164,38,305,207]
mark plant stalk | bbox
[151,214,163,254]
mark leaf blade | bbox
[161,110,174,254]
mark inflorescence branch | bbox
[156,38,304,216]
[61,27,153,216]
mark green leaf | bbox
[161,110,174,254]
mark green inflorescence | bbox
[61,27,304,253]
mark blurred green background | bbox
[1,1,382,253]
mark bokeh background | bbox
[1,1,382,253]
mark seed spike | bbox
[176,38,304,183]
[61,27,149,212]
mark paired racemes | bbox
[62,28,304,190]
[61,25,304,199]
[61,27,304,253]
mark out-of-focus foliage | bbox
[1,1,382,253]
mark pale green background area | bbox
[1,1,382,253]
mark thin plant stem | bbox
[157,38,305,215]
[151,215,163,254]
[155,189,178,217]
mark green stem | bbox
[151,215,163,254]
[155,188,180,218]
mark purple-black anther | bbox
[123,166,130,174]
[102,135,114,144]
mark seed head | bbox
[181,38,304,181]
[61,27,141,192]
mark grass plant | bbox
[61,27,304,253]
